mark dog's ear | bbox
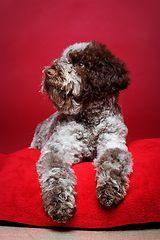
[92,41,130,95]
[75,42,130,102]
[78,42,129,101]
[105,53,130,92]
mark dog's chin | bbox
[49,93,82,115]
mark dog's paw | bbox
[42,172,76,222]
[44,193,76,223]
[96,184,126,207]
[38,166,77,223]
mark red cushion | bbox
[0,139,160,228]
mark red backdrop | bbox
[0,0,160,154]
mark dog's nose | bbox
[45,68,56,77]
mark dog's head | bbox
[42,41,130,114]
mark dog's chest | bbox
[43,110,126,164]
[53,112,119,153]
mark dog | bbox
[30,41,132,223]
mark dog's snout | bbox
[45,68,56,77]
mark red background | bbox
[0,0,160,154]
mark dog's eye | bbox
[79,62,84,68]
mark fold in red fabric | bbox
[0,139,160,228]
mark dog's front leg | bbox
[94,146,132,207]
[36,150,77,223]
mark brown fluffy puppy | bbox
[30,41,132,223]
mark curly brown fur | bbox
[68,41,129,106]
[30,41,132,223]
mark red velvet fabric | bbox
[0,139,160,228]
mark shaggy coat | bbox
[30,41,132,223]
